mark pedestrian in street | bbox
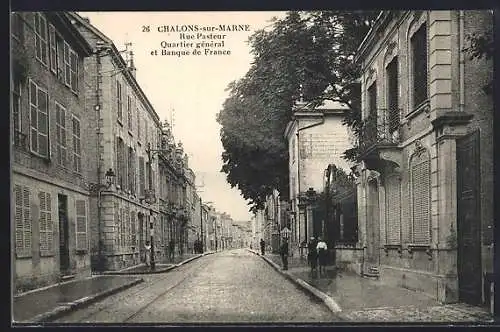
[279,238,289,270]
[260,238,265,255]
[307,237,318,277]
[168,239,175,262]
[144,241,151,267]
[316,237,328,276]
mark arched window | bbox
[385,174,401,245]
[410,145,431,245]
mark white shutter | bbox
[75,200,87,250]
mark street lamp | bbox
[149,209,155,270]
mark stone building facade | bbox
[11,12,93,291]
[353,10,493,306]
[69,13,192,270]
[284,100,352,256]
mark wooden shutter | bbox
[15,185,32,257]
[385,175,401,245]
[131,211,136,246]
[411,152,431,245]
[76,200,87,250]
[114,202,120,247]
[39,191,52,256]
[139,156,145,196]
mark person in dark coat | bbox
[279,238,289,270]
[307,237,318,276]
[260,238,266,255]
[316,237,328,275]
[168,239,175,262]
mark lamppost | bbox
[149,209,155,270]
[88,168,116,272]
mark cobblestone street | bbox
[54,249,335,323]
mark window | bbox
[137,106,141,140]
[114,203,120,246]
[34,13,48,65]
[139,156,145,196]
[125,206,130,247]
[120,208,126,247]
[410,149,431,245]
[116,137,126,189]
[131,211,136,246]
[14,185,31,257]
[386,57,399,133]
[55,103,67,167]
[12,77,22,133]
[116,81,123,122]
[385,175,401,245]
[70,50,78,92]
[127,96,132,130]
[39,191,53,256]
[368,82,377,119]
[128,147,135,195]
[366,82,378,142]
[48,24,57,74]
[11,12,24,40]
[411,24,428,108]
[62,42,79,92]
[75,199,88,250]
[29,80,49,158]
[145,161,151,190]
[72,116,81,173]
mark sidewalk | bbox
[261,252,494,323]
[103,253,201,274]
[13,252,215,323]
[13,275,143,323]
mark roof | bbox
[45,12,93,56]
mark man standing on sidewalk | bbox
[260,238,266,255]
[279,238,289,270]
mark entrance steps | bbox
[363,266,380,279]
[59,274,76,282]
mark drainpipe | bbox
[296,111,326,244]
[95,51,104,271]
[459,11,465,113]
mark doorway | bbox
[456,130,482,305]
[366,179,380,267]
[58,195,70,275]
[138,212,144,262]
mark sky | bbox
[81,11,286,221]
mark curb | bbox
[246,248,342,315]
[25,277,144,323]
[99,252,215,275]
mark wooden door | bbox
[456,130,482,305]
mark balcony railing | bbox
[13,131,27,150]
[359,110,401,153]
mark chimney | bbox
[129,50,136,79]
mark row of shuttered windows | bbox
[113,204,174,250]
[14,184,88,258]
[384,150,431,245]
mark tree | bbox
[464,25,494,95]
[217,11,379,212]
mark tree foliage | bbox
[217,11,379,212]
[464,24,494,95]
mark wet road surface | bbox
[55,249,336,323]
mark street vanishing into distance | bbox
[54,250,335,323]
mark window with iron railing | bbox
[411,24,428,109]
[386,56,400,133]
[360,109,401,151]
